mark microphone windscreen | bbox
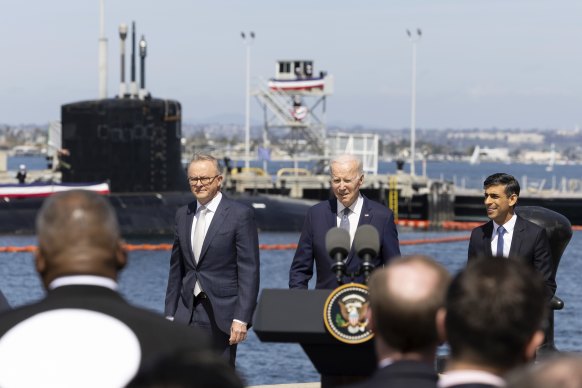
[354,225,380,258]
[325,227,350,258]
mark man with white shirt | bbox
[289,153,400,289]
[348,255,451,388]
[165,154,260,367]
[0,190,209,388]
[438,258,547,388]
[467,173,555,298]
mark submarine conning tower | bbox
[61,98,185,193]
[60,21,187,193]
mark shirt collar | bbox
[438,370,505,388]
[493,213,517,234]
[337,194,363,215]
[198,191,222,213]
[49,275,118,291]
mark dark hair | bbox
[483,173,520,197]
[127,350,244,388]
[369,255,450,353]
[445,258,546,369]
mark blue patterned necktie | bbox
[340,207,350,233]
[496,226,506,257]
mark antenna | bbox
[118,23,128,98]
[98,0,108,99]
[130,21,138,97]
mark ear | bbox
[35,247,46,275]
[436,308,447,344]
[115,240,128,270]
[508,193,518,207]
[524,330,545,361]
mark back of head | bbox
[35,190,123,284]
[484,172,520,197]
[506,353,582,388]
[368,255,451,353]
[445,258,546,369]
[127,350,244,388]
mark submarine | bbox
[0,22,313,236]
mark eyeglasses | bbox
[188,175,220,186]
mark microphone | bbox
[354,225,380,284]
[325,227,351,285]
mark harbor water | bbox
[0,230,580,386]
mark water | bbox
[1,230,581,385]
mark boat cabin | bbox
[274,60,322,80]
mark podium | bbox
[253,289,376,387]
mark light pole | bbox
[406,28,421,176]
[241,31,255,169]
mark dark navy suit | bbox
[468,215,556,298]
[165,195,260,337]
[289,196,400,289]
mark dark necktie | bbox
[340,207,350,233]
[496,226,506,257]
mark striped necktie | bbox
[340,207,350,233]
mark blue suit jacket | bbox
[468,215,556,298]
[164,194,260,335]
[289,196,400,289]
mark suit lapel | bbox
[483,221,494,256]
[357,196,373,226]
[345,197,372,265]
[184,202,198,266]
[197,197,229,265]
[508,215,525,258]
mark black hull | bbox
[0,192,317,236]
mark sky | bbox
[1,0,582,129]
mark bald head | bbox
[35,190,125,287]
[368,255,451,353]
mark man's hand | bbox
[229,321,248,345]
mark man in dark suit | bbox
[349,255,451,388]
[165,154,260,367]
[289,154,400,289]
[0,190,210,388]
[437,259,547,388]
[467,173,555,298]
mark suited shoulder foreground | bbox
[0,190,210,388]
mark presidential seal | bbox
[323,283,373,344]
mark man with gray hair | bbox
[165,154,260,367]
[290,153,400,289]
[0,190,209,388]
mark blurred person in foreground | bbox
[438,258,547,388]
[467,172,555,299]
[127,349,245,388]
[506,353,582,388]
[165,154,260,367]
[289,153,400,289]
[0,190,210,388]
[348,255,451,388]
